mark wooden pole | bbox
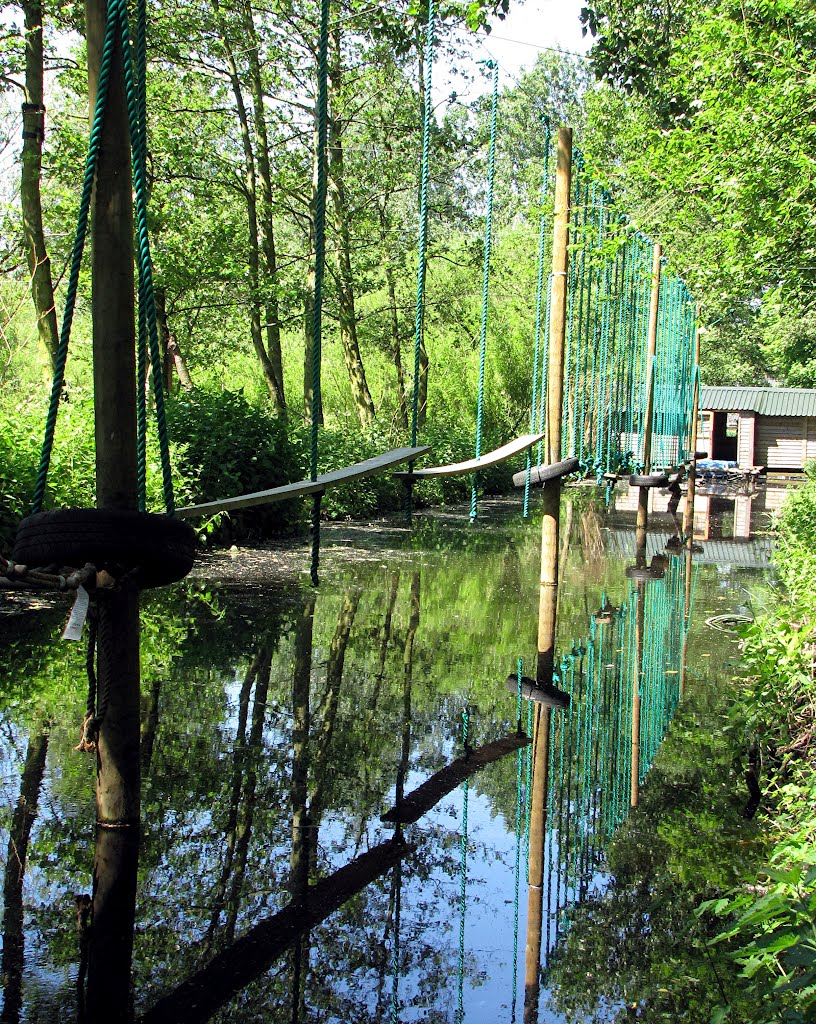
[636,243,662,550]
[525,126,571,1024]
[680,542,693,700]
[84,0,141,1017]
[683,321,701,544]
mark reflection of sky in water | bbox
[0,490,778,1022]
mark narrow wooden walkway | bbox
[177,445,430,519]
[393,432,544,479]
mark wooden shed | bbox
[699,386,816,471]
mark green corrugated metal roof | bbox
[700,386,816,417]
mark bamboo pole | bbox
[84,0,141,1016]
[636,243,662,550]
[683,321,701,543]
[525,126,571,1024]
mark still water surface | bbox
[0,483,779,1022]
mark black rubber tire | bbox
[12,508,197,589]
[512,456,580,489]
[629,472,670,488]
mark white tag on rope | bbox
[62,585,90,641]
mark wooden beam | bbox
[393,433,545,479]
[177,446,430,518]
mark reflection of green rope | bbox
[511,661,523,1019]
[390,858,402,1024]
[456,707,470,1024]
[309,0,330,585]
[470,60,499,524]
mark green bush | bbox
[169,388,306,542]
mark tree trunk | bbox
[20,0,59,376]
[385,262,409,430]
[327,25,375,428]
[241,0,286,415]
[1,726,48,1024]
[155,286,193,393]
[213,1,285,412]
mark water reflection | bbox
[0,494,773,1022]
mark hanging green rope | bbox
[511,659,523,1020]
[308,0,330,585]
[470,59,499,524]
[410,0,436,450]
[523,116,551,519]
[31,0,173,516]
[30,11,117,515]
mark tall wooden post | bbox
[682,322,701,543]
[525,125,571,1024]
[85,0,141,1018]
[680,542,693,701]
[636,243,662,550]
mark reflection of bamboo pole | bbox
[524,706,551,1023]
[683,323,701,543]
[525,125,571,1024]
[631,585,644,807]
[636,244,662,550]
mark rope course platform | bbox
[393,433,544,480]
[381,733,530,825]
[177,446,430,519]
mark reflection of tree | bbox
[2,724,48,1024]
[203,642,274,955]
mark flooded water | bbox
[0,480,784,1022]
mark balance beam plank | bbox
[177,445,431,519]
[393,433,545,479]
[381,733,531,825]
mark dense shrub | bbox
[169,388,306,542]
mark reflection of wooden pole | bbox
[636,244,662,550]
[631,584,644,807]
[524,705,551,1023]
[84,0,141,1014]
[525,126,571,1024]
[683,322,701,543]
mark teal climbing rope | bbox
[456,706,470,1024]
[31,0,174,516]
[470,59,499,524]
[309,0,330,585]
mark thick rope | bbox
[31,9,117,513]
[470,60,498,524]
[456,706,470,1024]
[411,0,435,450]
[523,117,551,518]
[309,0,330,583]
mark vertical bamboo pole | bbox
[84,0,141,1017]
[635,243,662,550]
[525,126,571,1024]
[683,321,701,544]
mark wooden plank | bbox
[177,446,431,519]
[393,433,544,479]
[140,837,412,1024]
[381,733,531,825]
